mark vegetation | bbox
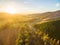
[16,25,60,45]
[0,11,60,45]
[34,20,60,40]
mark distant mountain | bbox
[28,10,60,19]
[27,10,60,24]
[0,10,60,24]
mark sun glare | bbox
[5,6,17,14]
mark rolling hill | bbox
[0,10,60,45]
[34,20,60,40]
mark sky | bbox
[0,0,60,14]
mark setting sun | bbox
[5,6,17,14]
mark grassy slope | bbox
[34,20,60,40]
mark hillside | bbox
[0,10,60,45]
[0,10,60,23]
[28,10,60,19]
[34,20,60,40]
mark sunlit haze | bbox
[5,5,17,14]
[0,0,60,14]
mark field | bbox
[0,11,60,45]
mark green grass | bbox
[34,20,60,40]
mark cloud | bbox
[24,0,34,4]
[0,0,12,1]
[56,3,60,7]
[24,1,29,4]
